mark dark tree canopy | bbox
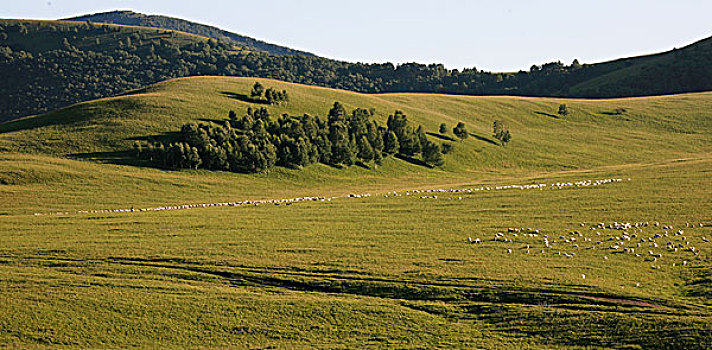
[251,82,264,98]
[4,20,711,121]
[453,122,469,141]
[139,102,445,173]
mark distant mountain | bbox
[1,15,711,121]
[64,10,315,57]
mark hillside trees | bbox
[265,88,289,105]
[3,20,712,121]
[422,141,444,167]
[493,120,512,146]
[250,82,264,98]
[139,103,446,173]
[453,122,469,141]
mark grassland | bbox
[1,77,711,348]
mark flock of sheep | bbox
[35,177,629,216]
[467,221,708,272]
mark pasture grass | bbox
[1,155,710,348]
[0,77,711,348]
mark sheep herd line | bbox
[34,177,630,217]
[36,177,630,216]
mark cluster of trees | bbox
[136,103,447,172]
[493,120,512,146]
[3,20,710,121]
[250,82,289,105]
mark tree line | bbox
[135,102,447,173]
[3,20,710,121]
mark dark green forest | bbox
[1,19,711,121]
[140,102,447,173]
[64,10,314,57]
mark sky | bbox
[3,0,711,72]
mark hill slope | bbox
[0,78,711,348]
[1,17,711,122]
[1,76,710,174]
[64,10,314,57]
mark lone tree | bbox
[439,123,448,134]
[453,122,468,141]
[251,82,264,99]
[558,104,568,117]
[493,120,512,146]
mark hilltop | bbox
[1,17,711,121]
[64,10,315,57]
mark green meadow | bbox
[1,77,711,348]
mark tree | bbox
[328,102,347,123]
[558,104,568,116]
[493,120,503,137]
[422,141,444,167]
[186,146,202,169]
[398,128,421,156]
[453,122,468,141]
[493,120,512,146]
[439,123,447,134]
[384,131,399,155]
[501,130,512,146]
[357,135,374,162]
[251,82,264,99]
[441,143,454,154]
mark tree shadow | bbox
[535,111,560,119]
[219,91,269,105]
[198,118,228,125]
[69,150,151,167]
[469,132,499,146]
[395,154,433,168]
[354,161,371,169]
[426,132,456,142]
[126,131,182,144]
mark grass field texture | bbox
[1,77,711,348]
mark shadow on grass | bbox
[354,161,371,170]
[219,91,269,105]
[0,99,146,134]
[426,132,457,142]
[600,111,623,116]
[395,154,432,168]
[126,131,182,144]
[535,111,561,119]
[70,150,148,167]
[469,132,500,146]
[198,118,228,125]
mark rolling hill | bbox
[1,76,710,200]
[0,77,711,348]
[1,16,711,122]
[64,10,315,57]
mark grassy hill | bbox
[1,78,711,348]
[64,10,315,57]
[2,17,711,122]
[2,76,710,168]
